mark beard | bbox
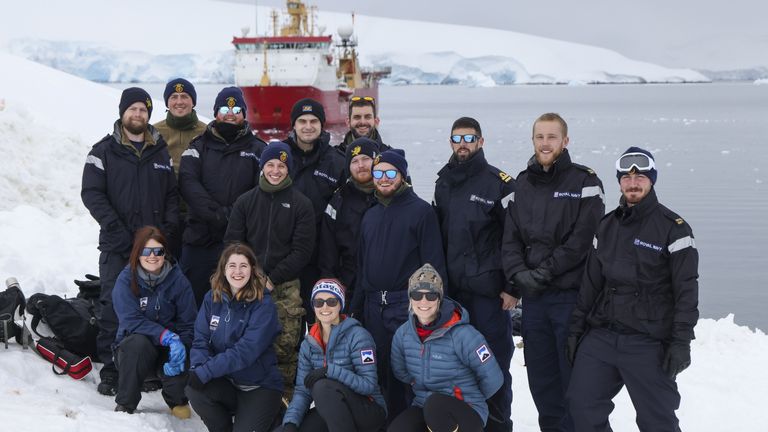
[124,117,148,136]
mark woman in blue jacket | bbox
[277,278,386,432]
[389,264,503,432]
[112,225,197,418]
[186,242,283,432]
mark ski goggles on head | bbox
[616,152,655,173]
[312,297,340,308]
[372,169,398,180]
[140,247,165,257]
[450,134,479,144]
[218,106,243,115]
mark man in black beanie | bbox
[318,137,382,307]
[178,85,266,307]
[282,98,345,320]
[154,78,206,176]
[81,87,179,396]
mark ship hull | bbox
[241,85,379,141]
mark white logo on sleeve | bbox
[360,349,376,365]
[476,344,492,363]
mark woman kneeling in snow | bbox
[112,225,197,418]
[276,278,387,432]
[186,242,283,432]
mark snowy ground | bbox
[1,52,767,430]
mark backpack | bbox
[0,284,26,347]
[26,293,99,358]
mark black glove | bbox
[566,334,582,366]
[279,423,298,432]
[303,366,328,390]
[213,206,232,229]
[513,268,550,297]
[74,274,101,290]
[662,342,691,379]
[187,371,205,391]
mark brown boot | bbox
[171,404,191,419]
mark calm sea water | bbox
[116,82,768,331]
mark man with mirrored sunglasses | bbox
[178,86,266,307]
[567,147,699,431]
[502,113,604,432]
[434,116,516,432]
[81,87,180,396]
[353,149,446,423]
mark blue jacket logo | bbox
[553,191,581,199]
[633,238,663,252]
[209,315,220,331]
[476,344,491,363]
[139,297,148,311]
[360,349,375,364]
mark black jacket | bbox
[570,189,699,343]
[434,149,516,298]
[317,180,377,294]
[81,121,179,254]
[179,122,266,246]
[502,149,605,291]
[224,184,315,285]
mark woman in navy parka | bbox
[186,242,283,432]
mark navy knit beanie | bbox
[345,137,381,169]
[119,87,153,120]
[616,146,657,185]
[164,78,197,107]
[214,87,247,118]
[374,149,408,178]
[291,98,325,127]
[260,142,294,175]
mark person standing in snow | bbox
[502,112,604,432]
[81,87,179,396]
[433,116,517,431]
[179,87,266,307]
[276,278,387,432]
[111,226,197,418]
[566,147,699,431]
[186,242,283,432]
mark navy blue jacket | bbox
[570,189,699,343]
[352,187,447,313]
[81,121,179,254]
[179,122,266,247]
[317,180,377,298]
[502,149,605,291]
[434,149,516,298]
[391,299,503,425]
[224,184,315,285]
[284,317,386,425]
[112,263,197,347]
[190,290,283,391]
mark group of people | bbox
[79,77,699,432]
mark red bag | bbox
[35,337,93,380]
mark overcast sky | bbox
[225,0,767,70]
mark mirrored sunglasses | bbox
[616,152,655,173]
[351,96,375,102]
[312,297,340,308]
[409,291,440,302]
[218,106,243,115]
[140,247,165,257]
[372,169,398,180]
[450,134,478,144]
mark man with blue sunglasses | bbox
[434,117,516,432]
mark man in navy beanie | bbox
[567,146,698,431]
[353,147,446,421]
[82,86,179,396]
[155,78,206,176]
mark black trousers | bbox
[181,242,224,308]
[114,334,188,410]
[387,393,484,432]
[186,378,282,432]
[566,328,681,432]
[295,378,386,432]
[97,251,128,377]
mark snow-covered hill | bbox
[2,0,708,85]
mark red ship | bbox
[232,0,390,141]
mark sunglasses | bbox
[312,297,340,308]
[351,96,375,102]
[450,134,479,144]
[409,291,440,302]
[372,169,398,180]
[140,247,165,257]
[616,152,655,173]
[218,106,243,115]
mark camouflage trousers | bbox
[271,278,306,400]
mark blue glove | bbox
[164,362,182,377]
[161,330,187,370]
[161,330,179,347]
